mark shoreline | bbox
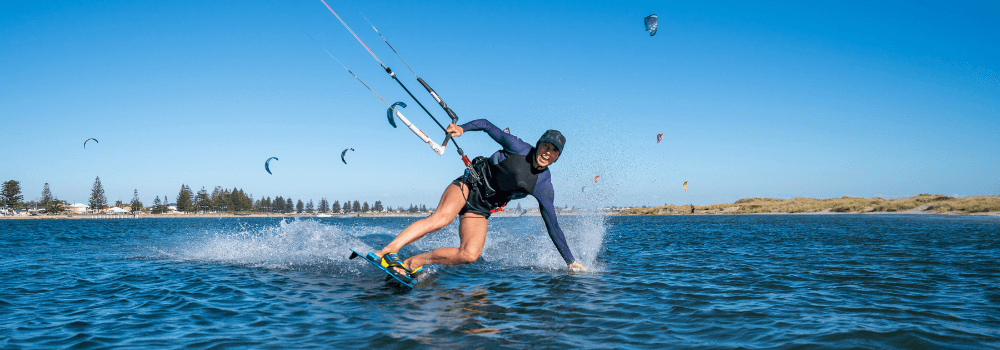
[2,209,998,220]
[0,213,431,220]
[618,195,1000,216]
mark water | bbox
[1,215,998,349]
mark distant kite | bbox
[265,157,279,175]
[644,14,658,36]
[503,127,510,134]
[656,134,663,143]
[594,175,600,183]
[387,101,406,128]
[84,138,98,148]
[341,148,354,164]
[683,181,688,191]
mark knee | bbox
[457,250,481,264]
[426,213,455,230]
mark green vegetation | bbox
[621,194,1000,215]
[928,196,1000,213]
[130,189,144,214]
[1,178,430,217]
[1,180,24,211]
[89,177,107,211]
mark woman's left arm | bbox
[534,174,578,267]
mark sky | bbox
[2,0,998,208]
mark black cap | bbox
[537,129,565,152]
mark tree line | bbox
[1,178,432,215]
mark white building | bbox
[107,207,128,214]
[69,203,88,214]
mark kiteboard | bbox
[348,249,415,290]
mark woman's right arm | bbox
[459,119,532,154]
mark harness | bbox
[463,156,507,213]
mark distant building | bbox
[107,207,128,214]
[69,203,88,214]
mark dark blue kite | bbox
[645,14,657,36]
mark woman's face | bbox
[534,142,561,170]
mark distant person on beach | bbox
[691,204,695,214]
[374,119,584,278]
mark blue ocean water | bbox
[1,215,998,349]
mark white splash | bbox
[162,218,387,271]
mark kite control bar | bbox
[391,107,445,155]
[417,78,459,149]
[320,0,470,163]
[417,77,471,166]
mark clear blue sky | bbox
[2,0,998,208]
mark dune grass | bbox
[619,194,1000,215]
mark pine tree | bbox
[1,180,23,214]
[176,184,193,213]
[373,200,383,212]
[39,183,53,209]
[234,189,250,212]
[195,187,209,213]
[319,198,329,213]
[153,196,162,214]
[362,201,370,213]
[286,198,293,213]
[130,189,143,214]
[89,177,107,212]
[210,186,223,211]
[306,200,314,213]
[296,199,304,213]
[352,200,361,212]
[332,200,340,213]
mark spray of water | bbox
[159,219,394,275]
[413,213,608,271]
[158,213,608,276]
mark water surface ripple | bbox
[1,215,997,349]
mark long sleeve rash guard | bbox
[459,119,576,264]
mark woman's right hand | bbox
[446,123,464,138]
[568,261,586,271]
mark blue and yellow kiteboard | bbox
[348,249,415,290]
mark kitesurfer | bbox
[375,119,584,277]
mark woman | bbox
[375,119,585,277]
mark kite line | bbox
[352,5,466,161]
[318,0,470,165]
[265,0,445,155]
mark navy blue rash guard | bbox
[459,119,576,264]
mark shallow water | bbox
[1,215,998,349]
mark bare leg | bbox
[375,182,471,272]
[403,213,488,270]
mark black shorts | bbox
[452,177,495,219]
